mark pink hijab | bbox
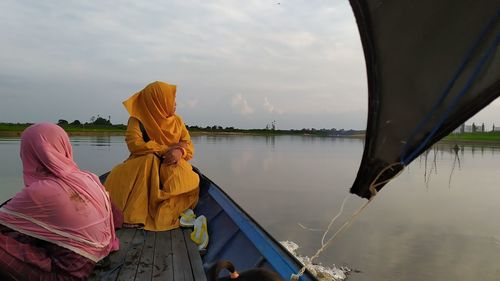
[0,123,118,262]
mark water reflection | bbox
[230,151,255,175]
[0,136,128,200]
[424,143,500,154]
[1,137,500,281]
[70,135,125,147]
[417,144,495,189]
[265,135,275,148]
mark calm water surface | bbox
[1,135,500,281]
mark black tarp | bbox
[349,0,500,199]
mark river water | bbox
[1,135,499,281]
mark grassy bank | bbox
[2,122,500,144]
[1,123,126,131]
[443,132,500,143]
[0,123,126,137]
[0,122,364,137]
[0,123,31,132]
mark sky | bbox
[0,0,498,130]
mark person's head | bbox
[140,81,177,117]
[20,123,77,185]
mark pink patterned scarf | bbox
[0,123,119,262]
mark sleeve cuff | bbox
[179,147,187,157]
[159,145,169,155]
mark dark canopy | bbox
[349,0,500,199]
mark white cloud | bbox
[177,99,199,110]
[263,97,284,114]
[186,99,199,108]
[263,31,317,50]
[0,0,374,129]
[232,94,254,115]
[204,2,253,23]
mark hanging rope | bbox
[290,162,404,281]
[297,223,325,232]
[321,194,351,246]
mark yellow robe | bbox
[104,117,199,231]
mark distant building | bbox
[452,123,486,134]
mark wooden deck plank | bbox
[182,229,208,281]
[152,231,173,281]
[90,228,137,281]
[90,227,207,281]
[117,230,146,281]
[135,231,156,281]
[171,228,194,281]
[115,228,129,240]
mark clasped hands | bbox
[161,146,183,165]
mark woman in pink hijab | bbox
[0,123,122,280]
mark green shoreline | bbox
[0,130,364,138]
[0,123,366,138]
[2,124,500,145]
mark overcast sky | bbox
[0,0,498,130]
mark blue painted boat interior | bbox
[194,168,317,281]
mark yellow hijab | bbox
[123,81,181,145]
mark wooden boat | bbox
[92,168,318,281]
[93,0,499,280]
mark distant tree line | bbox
[57,115,126,130]
[0,115,361,136]
[186,124,364,136]
[58,117,112,126]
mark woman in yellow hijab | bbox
[104,81,200,231]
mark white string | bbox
[297,194,350,235]
[290,197,375,281]
[290,162,404,281]
[297,223,324,232]
[321,194,351,246]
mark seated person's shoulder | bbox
[128,116,140,125]
[22,179,67,201]
[173,114,185,123]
